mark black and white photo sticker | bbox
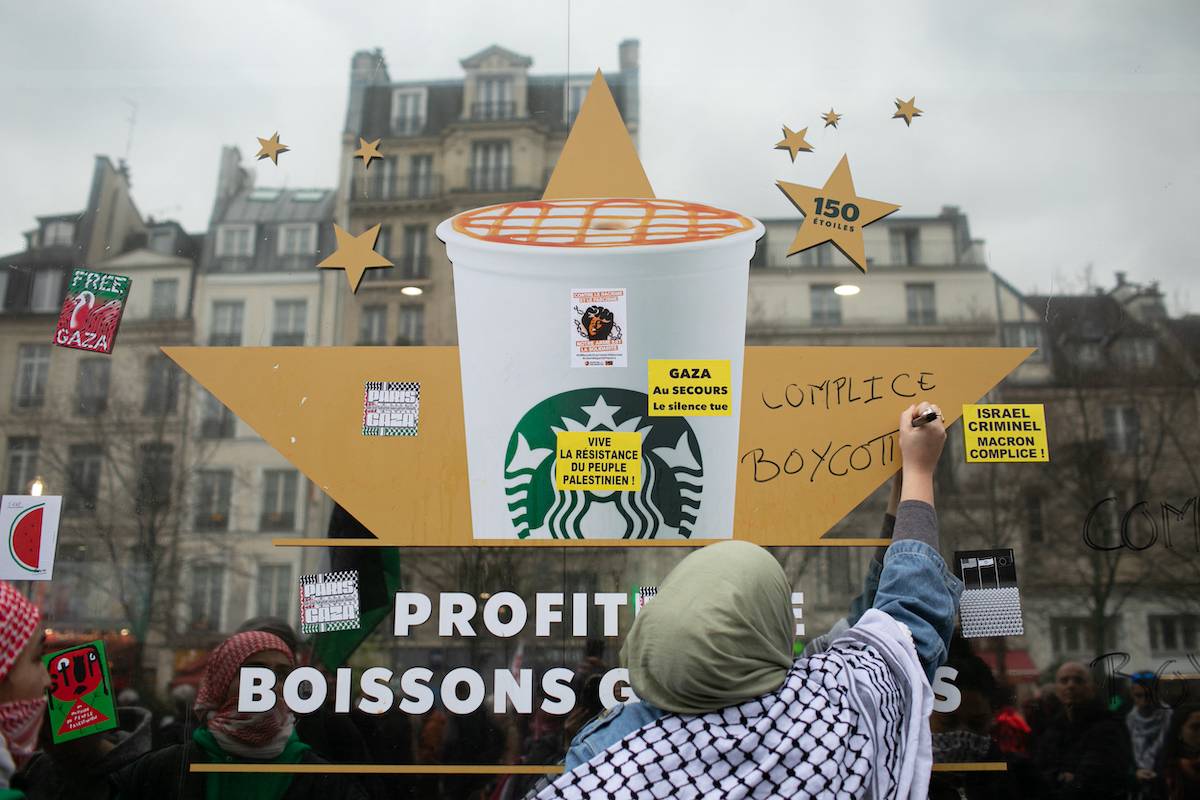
[953,549,1024,638]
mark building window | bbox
[400,225,429,279]
[470,141,512,191]
[409,154,434,198]
[277,224,316,257]
[1051,616,1118,656]
[0,272,9,312]
[398,305,425,345]
[65,445,102,513]
[215,224,255,257]
[136,443,173,512]
[271,300,307,346]
[889,228,920,265]
[905,283,936,325]
[41,220,74,247]
[148,228,175,254]
[1103,406,1140,454]
[1120,338,1157,368]
[76,359,110,416]
[199,390,235,439]
[14,344,50,408]
[1004,324,1044,360]
[150,278,178,320]
[4,437,39,495]
[390,89,427,135]
[1074,342,1103,366]
[143,356,179,415]
[209,301,244,346]
[567,79,590,125]
[1149,615,1198,655]
[190,565,224,631]
[810,284,842,326]
[31,269,63,312]
[256,564,293,619]
[473,77,514,119]
[1025,493,1044,543]
[195,470,233,531]
[359,306,387,345]
[261,470,298,531]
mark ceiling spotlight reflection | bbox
[834,284,860,296]
[400,286,423,296]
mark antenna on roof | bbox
[122,98,138,162]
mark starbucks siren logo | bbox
[504,388,703,539]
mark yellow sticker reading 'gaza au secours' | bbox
[962,404,1049,463]
[555,431,642,491]
[648,359,732,416]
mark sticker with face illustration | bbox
[43,639,118,742]
[570,288,627,368]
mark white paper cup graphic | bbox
[437,198,764,539]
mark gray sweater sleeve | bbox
[892,499,938,549]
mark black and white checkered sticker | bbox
[954,549,1024,638]
[299,570,360,634]
[362,381,419,437]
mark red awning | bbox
[978,649,1040,682]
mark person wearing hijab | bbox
[0,582,49,800]
[112,630,367,800]
[544,402,962,799]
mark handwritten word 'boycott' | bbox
[741,429,899,484]
[761,372,936,412]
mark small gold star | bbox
[893,97,923,127]
[777,155,900,273]
[255,132,289,165]
[317,224,394,292]
[353,137,384,169]
[774,125,814,161]
[821,108,842,129]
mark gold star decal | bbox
[821,108,842,128]
[777,154,900,273]
[317,224,393,292]
[774,125,814,161]
[353,137,383,169]
[255,132,289,165]
[893,97,923,127]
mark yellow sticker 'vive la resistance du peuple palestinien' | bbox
[556,431,642,491]
[962,404,1049,463]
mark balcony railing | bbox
[260,511,295,532]
[350,173,442,201]
[194,511,229,532]
[270,332,306,347]
[207,333,242,347]
[468,166,513,193]
[391,116,426,136]
[471,101,516,120]
[199,416,235,439]
[395,255,430,280]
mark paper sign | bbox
[555,431,641,491]
[53,268,131,355]
[571,288,627,368]
[648,360,733,416]
[44,640,118,743]
[962,404,1049,462]
[300,570,360,634]
[362,381,419,436]
[1,495,61,580]
[954,548,1024,638]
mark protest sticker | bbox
[362,381,420,436]
[44,640,118,743]
[632,585,657,615]
[300,570,361,634]
[648,360,732,417]
[556,431,641,492]
[962,403,1049,462]
[570,288,627,368]
[954,549,1024,638]
[53,268,131,355]
[0,495,61,581]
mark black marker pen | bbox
[911,409,939,427]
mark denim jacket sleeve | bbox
[564,701,666,772]
[872,538,963,681]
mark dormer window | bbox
[474,77,514,119]
[391,89,427,136]
[41,220,74,247]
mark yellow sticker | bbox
[962,404,1049,462]
[555,431,642,491]
[648,359,733,416]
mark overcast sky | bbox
[2,1,1198,310]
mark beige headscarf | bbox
[619,540,794,714]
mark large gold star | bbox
[317,224,393,291]
[777,154,900,273]
[821,108,842,128]
[893,97,923,127]
[774,125,814,161]
[255,132,289,165]
[353,137,383,169]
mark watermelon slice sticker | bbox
[0,495,60,581]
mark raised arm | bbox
[846,474,901,625]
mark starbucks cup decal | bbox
[438,197,763,540]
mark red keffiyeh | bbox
[0,582,39,685]
[195,631,295,758]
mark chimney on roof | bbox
[1115,271,1127,287]
[346,48,390,134]
[618,39,640,131]
[619,39,639,71]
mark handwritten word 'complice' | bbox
[1082,497,1199,552]
[740,429,899,484]
[761,372,936,412]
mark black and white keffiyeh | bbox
[537,610,932,800]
